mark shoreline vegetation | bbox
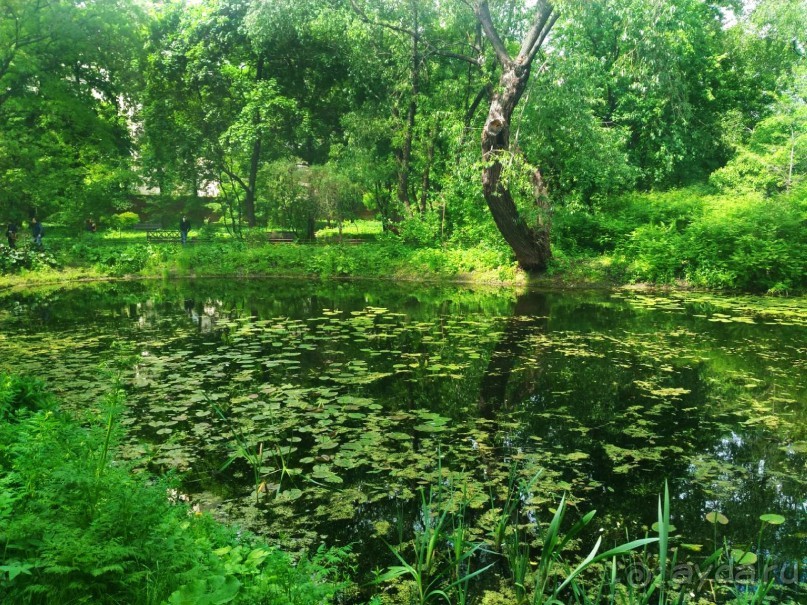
[3,186,805,296]
[0,373,351,604]
[0,240,802,296]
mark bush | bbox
[397,211,442,246]
[0,245,60,274]
[108,212,141,230]
[0,374,350,605]
[66,243,160,276]
[613,191,806,290]
[0,375,55,422]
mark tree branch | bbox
[351,0,481,67]
[348,0,418,39]
[429,47,480,66]
[517,1,552,60]
[473,1,511,68]
[221,165,249,193]
[527,11,559,64]
[464,84,491,125]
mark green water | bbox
[1,279,805,585]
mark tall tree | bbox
[341,0,484,230]
[0,0,144,224]
[473,0,559,272]
[139,0,296,226]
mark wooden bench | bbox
[265,231,296,243]
[146,229,190,243]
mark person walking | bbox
[5,222,17,248]
[30,217,43,247]
[179,215,191,245]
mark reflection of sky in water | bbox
[0,280,805,575]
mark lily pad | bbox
[730,549,757,565]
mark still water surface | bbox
[0,279,804,579]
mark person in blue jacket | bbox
[30,217,43,247]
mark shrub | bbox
[597,188,807,291]
[0,375,55,422]
[397,211,442,246]
[0,245,60,274]
[66,243,159,276]
[108,212,141,230]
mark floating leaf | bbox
[759,514,785,525]
[651,522,677,533]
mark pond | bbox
[0,278,805,597]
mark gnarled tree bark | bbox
[474,1,559,272]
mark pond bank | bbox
[2,240,801,295]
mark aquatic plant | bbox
[374,482,494,605]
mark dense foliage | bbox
[0,0,805,287]
[0,374,349,604]
[553,185,807,292]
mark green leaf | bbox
[730,549,758,565]
[705,512,729,525]
[165,575,241,605]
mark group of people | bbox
[5,218,43,249]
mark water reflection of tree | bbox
[479,289,549,417]
[474,289,768,552]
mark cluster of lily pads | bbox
[0,281,803,579]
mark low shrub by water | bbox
[0,245,60,275]
[553,186,807,292]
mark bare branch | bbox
[517,1,552,60]
[527,11,560,64]
[474,1,511,68]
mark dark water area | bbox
[1,278,805,590]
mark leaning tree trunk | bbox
[475,1,557,273]
[481,66,551,272]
